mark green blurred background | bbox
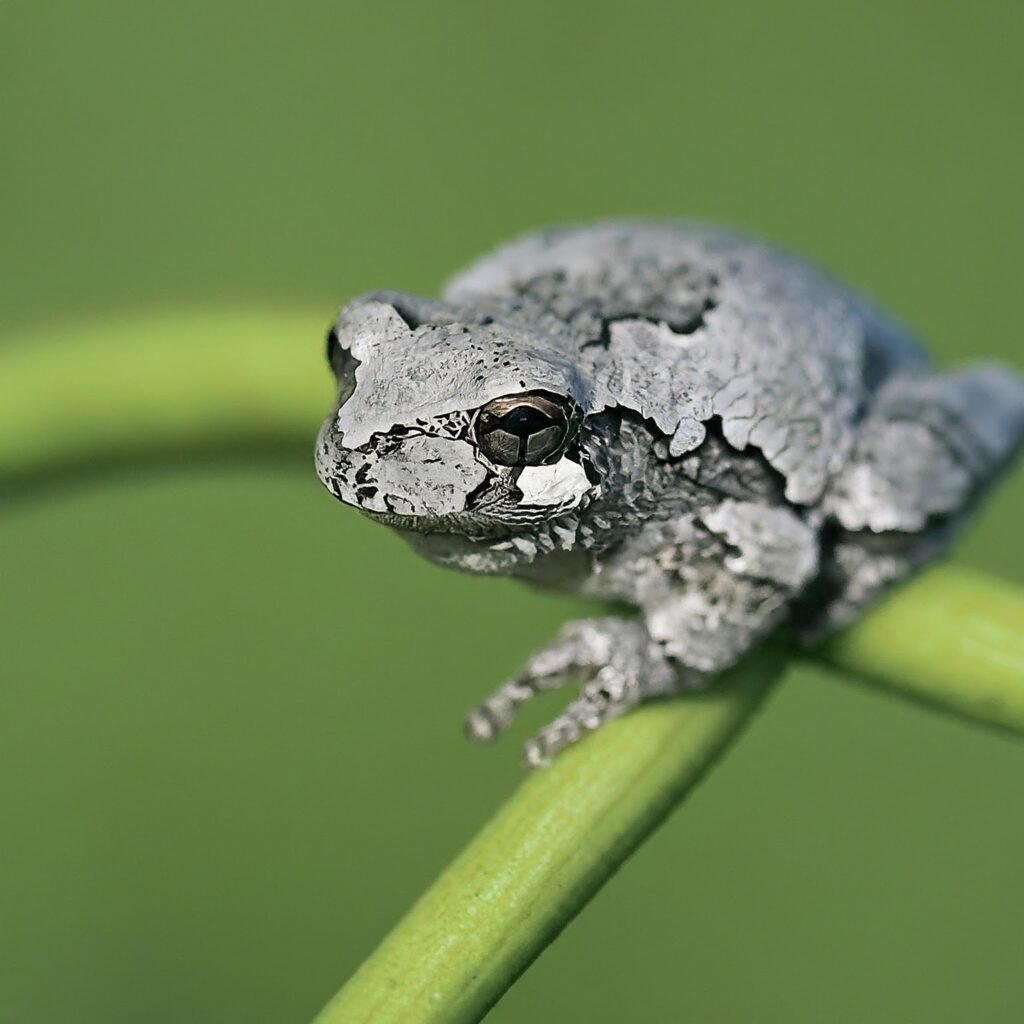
[1,2,1022,1021]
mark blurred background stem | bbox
[3,309,1021,737]
[0,308,331,493]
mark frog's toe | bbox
[514,618,681,765]
[463,617,619,745]
[520,663,644,766]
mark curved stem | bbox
[3,311,1022,1023]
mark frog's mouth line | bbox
[324,455,583,536]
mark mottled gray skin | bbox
[316,222,1024,765]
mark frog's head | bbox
[315,293,601,538]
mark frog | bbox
[315,221,1024,766]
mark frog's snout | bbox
[315,415,488,524]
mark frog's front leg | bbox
[467,499,821,766]
[465,617,679,767]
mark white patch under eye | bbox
[515,458,591,509]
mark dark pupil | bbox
[500,405,554,438]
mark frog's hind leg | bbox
[796,525,956,639]
[806,365,1024,637]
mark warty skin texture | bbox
[316,222,1024,765]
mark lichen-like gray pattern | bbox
[315,221,1024,765]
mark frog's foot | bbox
[463,617,679,767]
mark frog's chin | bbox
[396,528,525,576]
[356,505,514,540]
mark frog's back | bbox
[446,221,928,505]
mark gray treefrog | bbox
[315,222,1024,765]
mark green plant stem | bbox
[317,650,786,1024]
[312,564,1022,1024]
[3,310,1022,1023]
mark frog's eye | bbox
[475,392,575,467]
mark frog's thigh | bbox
[644,500,820,675]
[806,367,1024,638]
[826,367,1024,534]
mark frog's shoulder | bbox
[447,221,928,505]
